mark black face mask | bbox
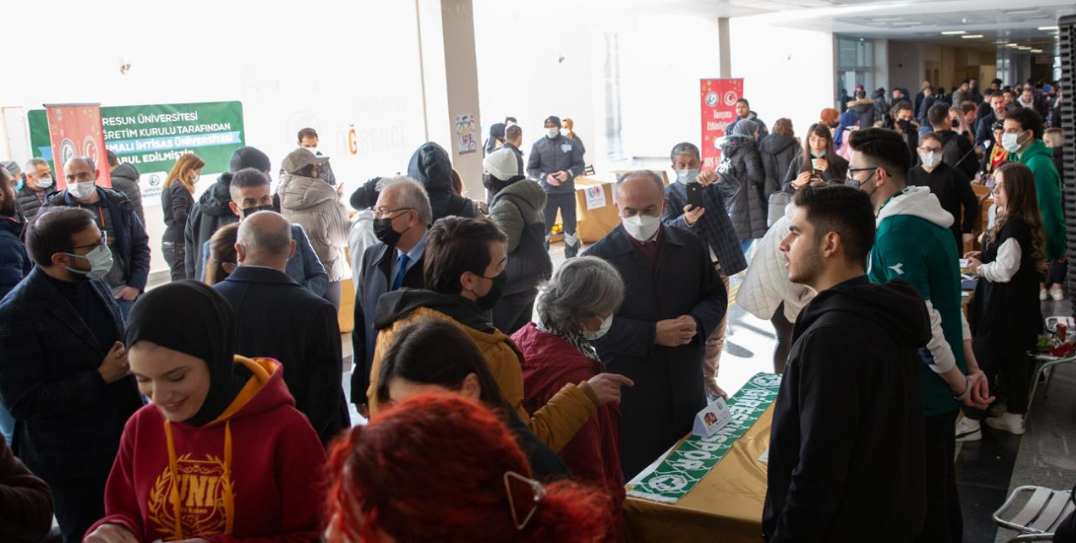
[474,271,508,311]
[374,217,404,247]
[241,204,275,218]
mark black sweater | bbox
[907,162,980,250]
[764,277,930,542]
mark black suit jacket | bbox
[214,266,348,445]
[351,242,425,406]
[583,224,727,478]
[0,268,142,479]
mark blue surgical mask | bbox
[676,169,701,184]
[810,149,826,159]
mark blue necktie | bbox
[392,254,410,290]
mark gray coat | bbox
[758,133,800,200]
[717,137,768,241]
[109,163,145,226]
[527,135,585,194]
[489,179,552,296]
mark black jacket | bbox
[0,268,143,479]
[781,154,849,192]
[936,129,978,180]
[527,134,586,195]
[161,183,194,248]
[109,162,145,225]
[763,277,929,542]
[14,185,47,224]
[0,434,54,543]
[184,173,240,279]
[758,133,800,200]
[407,142,477,222]
[584,225,726,478]
[975,111,1000,148]
[350,241,426,407]
[717,137,767,241]
[213,266,349,446]
[847,98,877,129]
[968,216,1042,352]
[907,162,980,249]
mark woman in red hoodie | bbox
[84,282,326,543]
[511,256,629,541]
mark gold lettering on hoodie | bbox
[148,454,233,539]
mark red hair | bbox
[324,394,611,542]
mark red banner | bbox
[700,78,743,171]
[45,103,112,189]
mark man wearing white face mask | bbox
[527,115,585,258]
[1003,108,1066,275]
[583,171,727,479]
[907,133,980,252]
[40,156,151,320]
[15,158,53,222]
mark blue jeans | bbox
[740,239,755,253]
[114,297,134,323]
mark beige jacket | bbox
[278,173,351,282]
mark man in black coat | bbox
[213,211,349,446]
[927,104,978,180]
[0,207,143,542]
[584,171,726,479]
[975,93,1008,148]
[763,186,929,542]
[350,178,430,415]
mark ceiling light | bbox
[1031,49,1043,53]
[942,30,966,35]
[1007,9,1040,15]
[1038,26,1059,31]
[961,34,984,39]
[1017,46,1032,50]
[1007,43,1021,47]
[873,17,904,22]
[891,21,923,26]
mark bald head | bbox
[236,211,295,270]
[615,171,665,219]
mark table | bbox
[623,404,774,543]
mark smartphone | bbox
[687,182,704,209]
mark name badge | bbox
[692,397,732,438]
[561,143,572,153]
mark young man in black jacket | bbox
[763,185,930,542]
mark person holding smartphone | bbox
[661,142,747,400]
[782,123,848,192]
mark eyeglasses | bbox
[373,207,413,219]
[71,234,107,252]
[845,167,878,187]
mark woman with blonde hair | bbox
[161,153,205,281]
[205,223,240,286]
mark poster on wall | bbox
[29,101,245,205]
[44,103,112,189]
[454,113,477,155]
[699,78,743,171]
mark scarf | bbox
[536,319,601,362]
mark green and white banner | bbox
[627,372,782,504]
[29,101,244,205]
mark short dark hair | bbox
[297,128,318,142]
[960,101,977,115]
[27,207,96,267]
[229,167,270,197]
[792,185,876,267]
[848,128,911,179]
[736,98,750,107]
[961,78,969,85]
[991,78,1003,86]
[504,116,517,124]
[424,217,508,295]
[983,88,996,97]
[893,100,914,113]
[1006,107,1045,140]
[928,103,951,127]
[505,125,522,142]
[375,318,508,408]
[106,150,120,168]
[670,142,700,162]
[920,132,943,146]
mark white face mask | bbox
[675,169,700,184]
[919,151,942,168]
[35,176,54,189]
[306,147,319,155]
[69,181,96,200]
[582,314,614,341]
[1002,131,1027,153]
[623,214,660,241]
[547,127,560,139]
[64,241,114,281]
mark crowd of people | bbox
[0,72,1071,542]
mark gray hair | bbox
[537,256,624,333]
[670,142,701,162]
[615,170,664,195]
[24,157,49,174]
[380,176,433,225]
[237,211,292,259]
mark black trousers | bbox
[770,302,794,374]
[162,241,186,282]
[492,290,538,335]
[44,470,110,543]
[543,192,579,258]
[967,340,1031,420]
[323,281,343,312]
[915,408,962,543]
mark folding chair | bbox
[1028,317,1076,417]
[994,485,1075,542]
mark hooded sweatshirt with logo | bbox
[764,277,929,542]
[1015,139,1067,260]
[86,357,326,542]
[868,186,967,416]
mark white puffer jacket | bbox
[737,202,815,322]
[278,172,352,283]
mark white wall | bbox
[729,20,835,144]
[2,0,430,274]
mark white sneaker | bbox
[955,417,982,442]
[1050,288,1065,301]
[1040,288,1049,301]
[985,412,1025,435]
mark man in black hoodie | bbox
[763,185,929,542]
[406,141,477,223]
[927,104,978,180]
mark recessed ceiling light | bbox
[1031,49,1043,53]
[1038,26,1059,31]
[1007,9,1040,15]
[942,30,966,35]
[1007,43,1021,47]
[873,17,904,22]
[1017,46,1032,50]
[961,34,984,39]
[892,21,923,26]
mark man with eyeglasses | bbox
[846,128,993,542]
[40,156,150,320]
[350,177,431,417]
[0,207,144,542]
